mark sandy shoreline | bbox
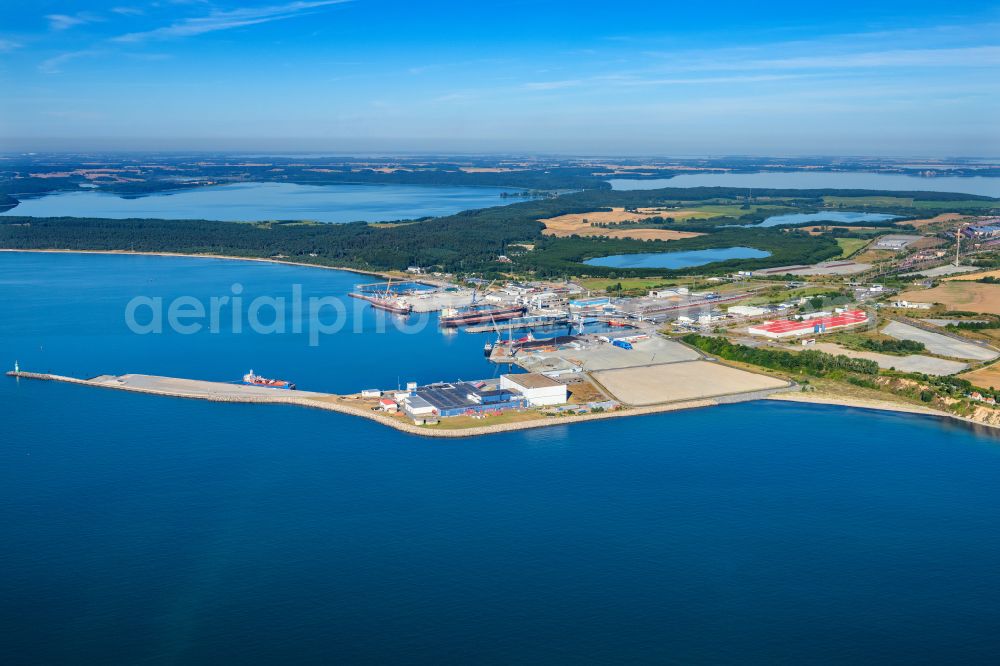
[0,247,401,281]
[767,391,1000,433]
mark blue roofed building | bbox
[401,382,528,420]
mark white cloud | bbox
[669,46,1000,73]
[523,79,583,90]
[46,13,101,31]
[0,39,21,53]
[112,0,352,43]
[38,50,100,74]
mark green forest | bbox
[681,334,880,376]
[1,185,996,277]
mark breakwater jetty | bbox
[5,369,768,438]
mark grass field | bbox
[422,409,546,430]
[835,237,869,257]
[898,282,1000,315]
[688,204,792,218]
[823,196,997,210]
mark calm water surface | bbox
[754,211,900,227]
[585,246,770,269]
[3,252,1000,664]
[609,171,1000,197]
[0,181,511,223]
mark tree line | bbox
[682,334,880,376]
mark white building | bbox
[649,287,688,298]
[728,305,769,317]
[500,373,567,407]
[402,394,437,423]
[892,300,933,310]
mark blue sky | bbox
[1,1,998,155]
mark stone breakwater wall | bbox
[8,370,752,438]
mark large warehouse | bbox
[402,382,528,419]
[500,373,568,406]
[748,310,869,339]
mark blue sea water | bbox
[584,246,770,269]
[0,181,512,223]
[3,252,1000,664]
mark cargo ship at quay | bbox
[439,304,526,327]
[348,291,413,315]
[242,369,296,390]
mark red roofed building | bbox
[748,310,869,339]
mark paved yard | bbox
[90,374,329,399]
[535,336,700,372]
[813,342,967,375]
[592,360,788,405]
[882,321,999,362]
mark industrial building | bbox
[963,224,1000,239]
[728,305,770,317]
[873,235,921,251]
[747,310,869,339]
[569,296,612,311]
[400,381,528,421]
[500,373,568,406]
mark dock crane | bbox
[471,278,497,306]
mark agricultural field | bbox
[824,195,916,207]
[959,364,1000,390]
[538,207,703,240]
[899,213,966,228]
[897,282,1000,315]
[823,196,999,210]
[944,269,1000,281]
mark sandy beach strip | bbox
[767,391,1000,434]
[0,248,399,281]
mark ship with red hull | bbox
[349,292,413,315]
[439,304,526,327]
[243,369,296,390]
